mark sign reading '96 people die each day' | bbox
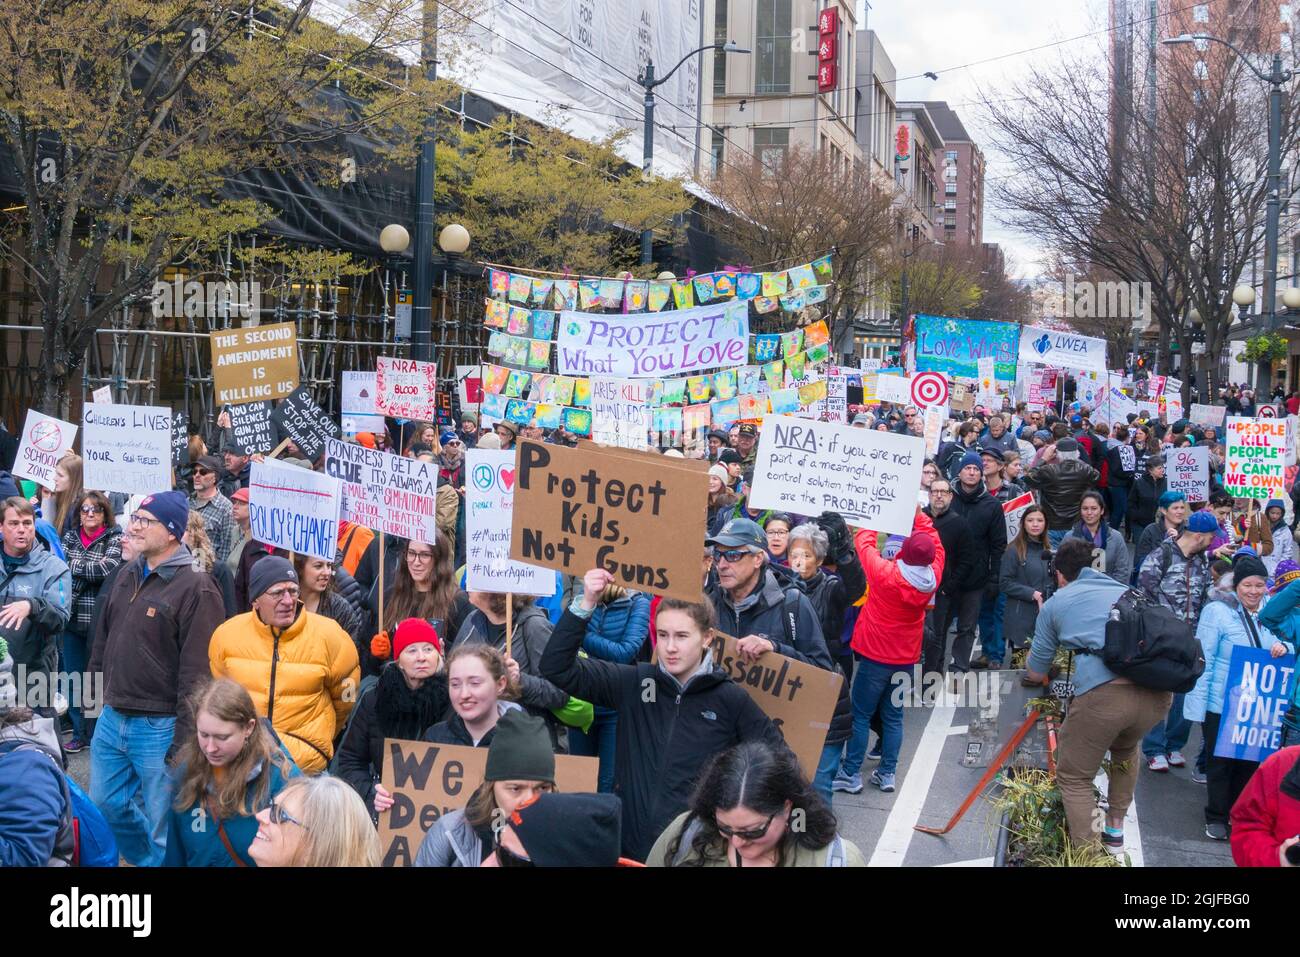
[509,439,707,602]
[209,320,300,405]
[375,357,438,420]
[1224,416,1288,500]
[748,416,925,538]
[81,403,173,494]
[323,437,440,546]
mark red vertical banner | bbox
[817,6,839,93]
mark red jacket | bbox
[1230,745,1300,867]
[849,511,945,666]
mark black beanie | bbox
[1233,554,1269,588]
[484,709,555,784]
[510,792,623,866]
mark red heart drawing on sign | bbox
[500,468,515,491]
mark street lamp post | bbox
[639,40,750,266]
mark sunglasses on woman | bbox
[715,811,778,842]
[268,798,305,828]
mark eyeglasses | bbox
[193,467,213,476]
[930,488,953,496]
[268,798,305,828]
[80,505,103,515]
[407,551,434,563]
[128,513,163,528]
[716,811,778,842]
[264,586,300,603]
[713,547,756,564]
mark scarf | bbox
[79,525,107,549]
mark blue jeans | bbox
[840,656,908,777]
[1108,486,1129,533]
[568,709,618,794]
[1141,692,1191,758]
[813,741,842,806]
[978,592,1007,666]
[90,705,176,866]
[59,629,89,740]
[1048,528,1069,548]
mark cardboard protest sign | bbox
[1167,445,1210,503]
[709,633,842,779]
[456,364,482,413]
[1002,492,1036,540]
[270,386,341,461]
[591,377,651,449]
[378,739,598,867]
[748,416,924,537]
[375,357,438,419]
[556,300,749,378]
[171,412,190,468]
[465,449,554,596]
[509,439,706,602]
[1225,416,1287,500]
[341,371,386,434]
[324,437,439,545]
[12,409,77,489]
[247,458,342,561]
[81,403,172,493]
[1213,645,1297,762]
[1189,403,1226,427]
[210,321,299,405]
[226,400,276,455]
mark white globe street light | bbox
[379,223,410,254]
[1232,284,1256,307]
[1282,286,1300,310]
[438,223,470,255]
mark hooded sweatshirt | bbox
[850,511,945,665]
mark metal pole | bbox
[1261,54,1284,393]
[899,269,909,362]
[411,2,438,362]
[640,62,656,267]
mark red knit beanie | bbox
[391,617,442,660]
[898,533,935,566]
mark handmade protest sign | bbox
[509,439,707,601]
[913,315,1018,381]
[270,386,341,461]
[556,300,749,378]
[12,409,77,489]
[341,371,386,434]
[226,401,276,455]
[825,367,848,424]
[1224,416,1287,499]
[464,449,554,596]
[209,321,299,405]
[1168,445,1210,502]
[1107,386,1138,421]
[709,633,842,779]
[171,412,190,468]
[591,377,651,449]
[748,416,924,537]
[1002,492,1036,540]
[455,363,483,413]
[1190,403,1226,427]
[1213,645,1297,762]
[874,371,912,405]
[324,437,439,545]
[376,357,438,419]
[91,385,112,404]
[81,403,172,493]
[1018,323,1107,374]
[1163,392,1184,424]
[378,739,598,867]
[247,458,341,561]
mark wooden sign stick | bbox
[377,533,385,637]
[267,437,293,459]
[505,593,513,661]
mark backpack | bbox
[1085,588,1206,693]
[0,739,117,866]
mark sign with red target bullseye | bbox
[911,372,949,409]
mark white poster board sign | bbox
[342,371,386,435]
[591,377,651,449]
[464,449,554,596]
[247,458,342,561]
[1189,403,1226,427]
[12,409,77,490]
[923,403,947,457]
[323,437,439,545]
[749,416,924,536]
[825,367,848,425]
[81,404,172,494]
[874,372,912,405]
[1003,492,1036,540]
[375,357,438,420]
[1167,445,1210,503]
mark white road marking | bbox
[868,704,956,867]
[938,856,995,867]
[948,724,969,736]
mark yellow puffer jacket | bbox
[209,607,360,774]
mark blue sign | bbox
[913,315,1019,382]
[1214,644,1298,762]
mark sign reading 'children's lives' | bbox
[509,439,707,602]
[748,416,924,537]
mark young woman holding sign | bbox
[540,569,781,863]
[364,536,471,677]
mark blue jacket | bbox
[0,724,68,866]
[1256,581,1300,712]
[163,734,300,867]
[1189,594,1293,723]
[583,593,651,664]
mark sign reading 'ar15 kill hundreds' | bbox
[509,439,706,602]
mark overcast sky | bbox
[862,1,1103,280]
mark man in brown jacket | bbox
[88,490,225,866]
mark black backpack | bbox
[1088,588,1206,693]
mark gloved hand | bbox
[817,510,851,559]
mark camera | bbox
[1287,838,1300,867]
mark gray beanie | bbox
[248,555,298,603]
[484,709,556,783]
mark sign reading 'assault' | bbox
[509,440,707,601]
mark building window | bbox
[946,183,957,196]
[754,127,790,172]
[710,129,725,176]
[945,200,956,212]
[1194,37,1208,51]
[1194,4,1209,23]
[713,0,728,95]
[755,0,792,94]
[945,150,958,161]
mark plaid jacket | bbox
[58,524,124,635]
[191,492,234,564]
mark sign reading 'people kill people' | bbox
[509,439,707,602]
[748,416,925,537]
[209,321,300,405]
